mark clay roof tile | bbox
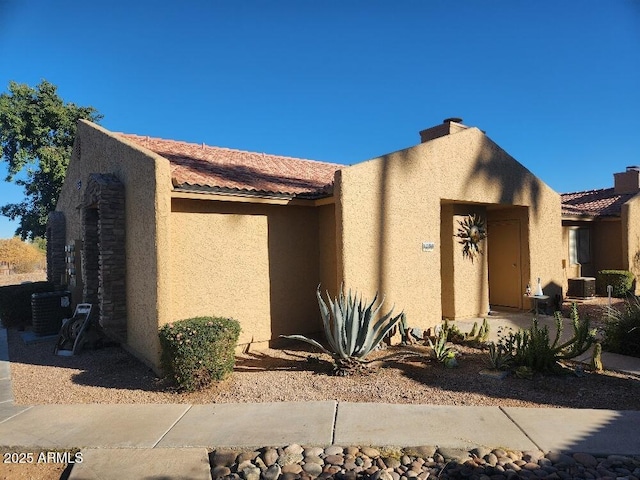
[561,188,636,217]
[119,134,343,198]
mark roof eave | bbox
[562,212,621,221]
[171,183,335,206]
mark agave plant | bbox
[281,286,403,375]
[485,342,513,371]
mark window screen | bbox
[569,228,590,265]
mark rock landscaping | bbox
[209,444,640,480]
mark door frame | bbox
[487,219,523,309]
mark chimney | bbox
[419,118,468,143]
[614,166,640,194]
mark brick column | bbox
[46,211,66,285]
[82,208,100,313]
[82,174,127,342]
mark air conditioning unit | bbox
[567,277,596,299]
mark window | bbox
[569,227,590,265]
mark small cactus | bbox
[428,325,458,366]
[486,303,596,375]
[591,342,604,372]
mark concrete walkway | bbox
[2,327,640,479]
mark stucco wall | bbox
[440,204,455,318]
[336,127,562,331]
[441,204,489,319]
[622,195,640,294]
[336,154,441,329]
[593,220,623,271]
[318,204,339,298]
[56,120,172,370]
[169,199,322,345]
[169,209,271,343]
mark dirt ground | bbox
[0,270,47,287]
[7,307,640,410]
[0,449,70,480]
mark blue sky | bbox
[1,1,639,239]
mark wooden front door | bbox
[488,220,522,308]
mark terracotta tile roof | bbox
[561,188,636,217]
[119,134,343,198]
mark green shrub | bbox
[0,281,56,329]
[596,270,635,297]
[159,316,241,392]
[603,297,640,358]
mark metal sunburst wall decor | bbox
[455,214,487,262]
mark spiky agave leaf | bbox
[279,334,334,358]
[328,290,348,359]
[286,285,405,373]
[317,288,343,358]
[346,289,362,357]
[354,291,382,354]
[359,304,403,357]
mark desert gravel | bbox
[7,328,640,409]
[5,277,639,410]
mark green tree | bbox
[0,80,102,239]
[31,236,47,253]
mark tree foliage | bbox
[32,236,47,253]
[0,80,102,239]
[0,237,45,273]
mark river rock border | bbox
[209,445,640,480]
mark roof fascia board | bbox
[171,190,334,206]
[561,215,620,223]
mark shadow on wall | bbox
[372,135,546,316]
[373,147,427,300]
[543,280,563,312]
[467,136,542,217]
[267,208,322,339]
[375,151,393,297]
[479,248,488,316]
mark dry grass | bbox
[0,270,46,287]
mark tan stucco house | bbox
[48,118,564,370]
[561,167,640,295]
